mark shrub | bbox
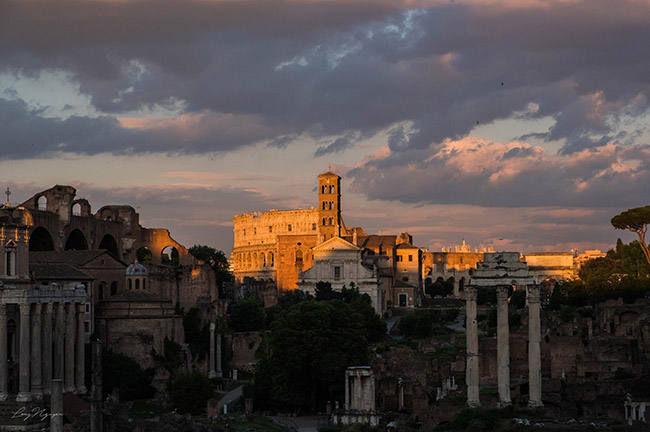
[230,297,265,332]
[171,370,215,415]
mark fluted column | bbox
[16,303,31,402]
[76,303,87,394]
[42,303,53,395]
[496,286,511,406]
[465,286,480,407]
[208,322,216,378]
[30,303,43,399]
[65,303,76,392]
[527,285,543,408]
[54,303,65,381]
[0,303,8,401]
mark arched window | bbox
[322,202,327,210]
[37,196,47,211]
[135,279,140,290]
[143,279,146,290]
[71,203,82,216]
[98,282,105,300]
[330,185,335,193]
[110,281,118,296]
[263,254,267,267]
[295,250,303,264]
[323,218,326,225]
[321,185,327,193]
[128,279,132,290]
[269,252,274,267]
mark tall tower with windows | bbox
[318,171,341,242]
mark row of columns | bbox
[465,285,543,408]
[0,302,86,402]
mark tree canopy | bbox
[252,300,369,412]
[611,205,650,267]
[188,244,232,285]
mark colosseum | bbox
[231,171,346,290]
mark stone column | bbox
[91,341,103,432]
[216,332,223,377]
[354,373,362,410]
[30,303,43,399]
[65,303,76,392]
[208,322,216,378]
[496,286,511,406]
[16,303,31,402]
[51,379,63,432]
[76,303,87,394]
[54,303,65,381]
[42,303,53,395]
[465,286,480,407]
[345,373,350,410]
[527,285,543,408]
[0,303,7,401]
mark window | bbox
[269,225,273,233]
[408,255,413,262]
[396,255,403,262]
[312,223,317,231]
[334,266,341,280]
[135,279,140,290]
[84,321,90,334]
[296,250,303,263]
[330,185,335,193]
[254,228,257,235]
[128,279,132,290]
[143,279,146,290]
[243,229,246,236]
[323,202,327,210]
[323,218,327,225]
[321,185,327,193]
[5,250,15,276]
[402,276,409,282]
[85,304,90,314]
[288,224,292,232]
[329,202,334,210]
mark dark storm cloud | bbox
[2,0,650,209]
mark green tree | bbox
[253,300,368,412]
[170,370,215,414]
[398,310,433,338]
[426,277,454,298]
[315,280,336,300]
[230,297,265,332]
[611,205,650,267]
[152,336,184,372]
[188,244,232,285]
[103,350,155,400]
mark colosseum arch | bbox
[65,229,88,250]
[99,234,119,257]
[29,226,55,251]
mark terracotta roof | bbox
[30,263,93,280]
[396,243,418,249]
[30,250,126,267]
[357,235,397,249]
[318,171,340,177]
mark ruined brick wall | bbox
[231,331,263,373]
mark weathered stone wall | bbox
[276,234,318,290]
[230,331,263,373]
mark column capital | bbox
[19,302,31,314]
[496,285,510,299]
[465,285,478,301]
[527,285,540,304]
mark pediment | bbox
[4,239,16,248]
[313,236,361,251]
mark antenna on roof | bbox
[5,187,11,206]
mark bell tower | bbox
[318,171,341,242]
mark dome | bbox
[126,262,148,276]
[11,206,34,227]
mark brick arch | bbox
[65,229,88,250]
[29,226,54,251]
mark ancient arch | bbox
[110,281,118,296]
[161,245,179,266]
[65,229,88,250]
[71,203,82,216]
[29,226,54,251]
[99,234,119,257]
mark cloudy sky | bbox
[1,0,649,255]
